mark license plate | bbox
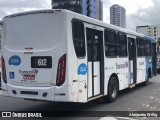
[31,56,52,68]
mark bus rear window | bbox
[5,13,61,48]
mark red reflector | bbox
[25,48,33,50]
[60,93,66,96]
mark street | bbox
[0,75,160,120]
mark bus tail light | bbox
[56,54,66,87]
[1,56,7,83]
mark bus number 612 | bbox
[38,59,47,66]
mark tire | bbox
[104,76,119,103]
[143,71,149,86]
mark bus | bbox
[1,9,156,103]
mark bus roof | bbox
[3,9,55,19]
[144,35,156,43]
[3,9,145,38]
[71,10,144,37]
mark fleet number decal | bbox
[38,59,47,66]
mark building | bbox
[82,0,96,19]
[136,25,160,41]
[51,0,82,14]
[110,4,126,28]
[136,25,160,52]
[96,0,103,21]
[51,0,103,21]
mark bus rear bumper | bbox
[6,83,72,102]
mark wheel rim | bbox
[111,80,117,98]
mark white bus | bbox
[1,9,156,103]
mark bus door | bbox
[152,42,157,76]
[86,27,104,98]
[128,37,137,85]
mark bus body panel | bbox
[1,10,74,102]
[2,11,66,87]
[66,13,88,102]
[116,58,129,90]
[3,46,62,86]
[1,82,8,96]
[105,57,129,93]
[105,58,116,95]
[137,57,146,84]
[6,83,72,102]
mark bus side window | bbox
[117,32,127,57]
[72,20,86,58]
[145,40,151,56]
[137,38,140,56]
[137,38,145,57]
[105,29,117,57]
[141,39,145,56]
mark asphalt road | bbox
[0,75,160,120]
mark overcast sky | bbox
[0,0,159,31]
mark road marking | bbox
[145,104,150,107]
[99,117,139,120]
[149,96,154,99]
[99,117,117,120]
[0,90,2,94]
[116,117,139,120]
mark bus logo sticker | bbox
[78,63,87,75]
[139,61,144,66]
[19,69,38,81]
[9,55,21,66]
[116,61,128,69]
[9,72,15,79]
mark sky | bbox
[0,0,159,31]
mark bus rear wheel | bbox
[104,76,119,103]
